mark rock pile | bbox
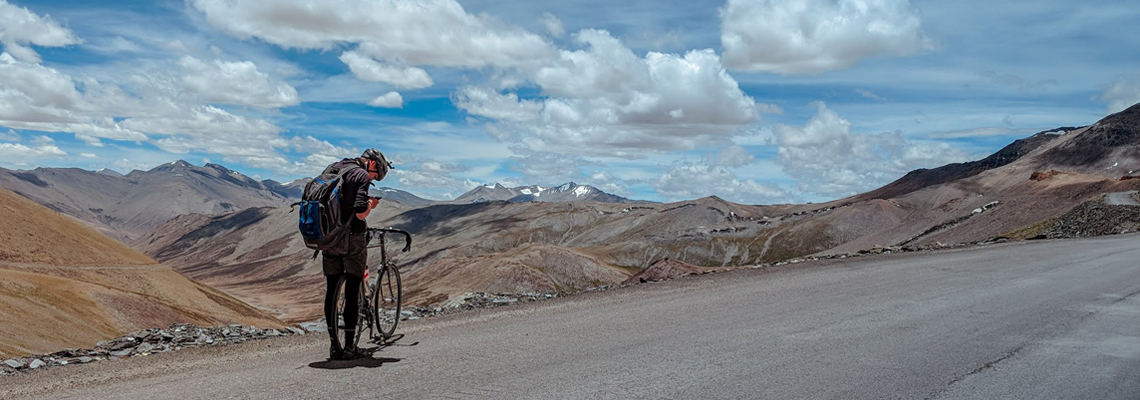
[0,323,305,376]
[1040,201,1140,238]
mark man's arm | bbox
[356,197,379,220]
[348,168,376,220]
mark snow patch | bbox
[573,186,592,197]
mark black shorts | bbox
[322,232,368,277]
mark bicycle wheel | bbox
[372,262,402,339]
[334,278,366,348]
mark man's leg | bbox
[324,273,344,359]
[342,274,362,351]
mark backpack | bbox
[295,163,361,255]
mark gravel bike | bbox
[334,227,410,349]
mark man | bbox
[323,148,390,360]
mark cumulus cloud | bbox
[655,160,791,204]
[0,0,82,62]
[339,51,432,89]
[709,144,756,167]
[1102,74,1140,114]
[541,12,565,38]
[772,102,970,198]
[384,155,480,200]
[508,149,605,184]
[191,0,556,68]
[0,142,66,165]
[0,52,149,142]
[367,91,404,108]
[178,56,299,109]
[456,30,759,158]
[720,0,932,74]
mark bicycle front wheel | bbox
[372,263,402,339]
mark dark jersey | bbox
[328,158,371,233]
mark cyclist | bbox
[322,148,391,360]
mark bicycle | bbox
[333,227,410,349]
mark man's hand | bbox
[357,197,380,221]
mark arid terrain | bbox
[0,187,283,358]
[5,103,1140,343]
[119,104,1140,321]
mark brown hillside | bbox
[0,187,282,358]
[0,188,154,266]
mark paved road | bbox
[4,235,1140,399]
[1105,191,1140,206]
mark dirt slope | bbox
[0,187,282,357]
[0,160,292,241]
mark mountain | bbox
[0,160,293,241]
[0,186,282,357]
[131,103,1140,321]
[372,187,436,207]
[454,182,637,204]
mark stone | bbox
[4,359,26,369]
[300,322,326,332]
[77,357,95,364]
[110,350,131,357]
[286,327,305,335]
[28,359,46,369]
[136,343,155,354]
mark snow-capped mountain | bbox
[454,182,637,204]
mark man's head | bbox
[360,148,391,181]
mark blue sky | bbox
[0,0,1137,203]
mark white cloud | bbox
[80,152,97,158]
[711,144,755,167]
[0,53,149,142]
[655,160,791,204]
[541,12,565,38]
[178,56,300,109]
[112,158,160,173]
[456,30,759,158]
[755,103,784,115]
[191,0,556,69]
[855,88,888,101]
[772,102,970,199]
[385,155,480,200]
[0,142,66,161]
[925,126,1022,139]
[720,0,932,74]
[508,150,604,184]
[367,91,404,108]
[339,51,433,90]
[1102,74,1140,115]
[0,128,16,141]
[0,0,82,63]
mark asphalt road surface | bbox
[1105,191,1140,206]
[4,234,1140,399]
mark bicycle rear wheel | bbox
[372,263,402,339]
[334,278,366,348]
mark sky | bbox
[0,0,1138,204]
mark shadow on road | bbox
[308,356,402,370]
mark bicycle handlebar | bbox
[365,227,412,252]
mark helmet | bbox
[361,148,391,180]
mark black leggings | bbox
[325,274,362,331]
